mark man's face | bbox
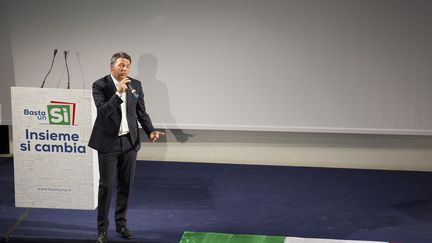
[111,57,131,81]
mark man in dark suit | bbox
[89,52,165,243]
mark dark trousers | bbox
[97,134,137,232]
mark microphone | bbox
[126,81,139,99]
[40,49,58,88]
[64,51,70,89]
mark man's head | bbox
[110,52,132,81]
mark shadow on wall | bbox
[135,54,193,159]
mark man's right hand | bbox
[117,78,131,93]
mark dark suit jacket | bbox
[88,75,154,153]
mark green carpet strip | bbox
[180,232,390,243]
[180,232,285,243]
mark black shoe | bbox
[116,226,134,239]
[96,231,108,243]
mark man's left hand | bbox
[150,131,166,142]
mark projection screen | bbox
[4,0,432,135]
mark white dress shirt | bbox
[111,74,130,136]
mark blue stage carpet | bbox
[1,157,432,243]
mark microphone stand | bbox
[64,51,70,89]
[41,49,58,88]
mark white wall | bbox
[138,129,432,172]
[6,127,432,171]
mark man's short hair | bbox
[110,52,132,66]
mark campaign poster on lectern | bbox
[11,87,98,210]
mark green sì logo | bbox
[47,104,71,125]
